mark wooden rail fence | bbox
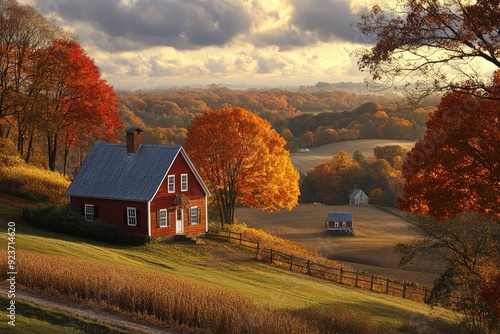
[207,231,430,303]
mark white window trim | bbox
[159,209,168,227]
[181,174,188,192]
[334,221,339,228]
[190,206,199,225]
[127,207,137,226]
[84,204,94,221]
[168,175,175,193]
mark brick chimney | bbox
[125,127,143,154]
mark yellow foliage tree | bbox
[185,106,300,225]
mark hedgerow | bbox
[23,205,149,245]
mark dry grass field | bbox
[235,205,441,286]
[291,139,416,173]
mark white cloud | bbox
[19,0,370,88]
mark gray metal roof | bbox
[327,211,353,222]
[350,189,365,198]
[66,143,182,201]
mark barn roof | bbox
[66,143,209,201]
[327,211,353,222]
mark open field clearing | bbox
[235,205,441,285]
[291,139,416,173]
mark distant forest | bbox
[119,83,437,151]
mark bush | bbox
[23,205,149,246]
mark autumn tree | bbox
[357,0,500,101]
[184,106,300,226]
[398,71,500,221]
[37,40,121,172]
[301,151,362,205]
[0,0,63,134]
[373,145,408,169]
[395,212,500,332]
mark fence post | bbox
[424,288,428,303]
[370,274,374,291]
[290,255,293,270]
[307,259,311,276]
[270,249,273,264]
[340,268,344,284]
[402,282,407,299]
[239,233,243,245]
[255,242,260,259]
[386,278,390,294]
[355,271,359,287]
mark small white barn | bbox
[349,189,369,206]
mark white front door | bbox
[176,208,184,234]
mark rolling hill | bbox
[290,139,416,173]
[0,198,459,333]
[235,204,441,286]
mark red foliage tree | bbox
[398,71,500,220]
[357,0,500,101]
[37,40,122,172]
[481,272,500,320]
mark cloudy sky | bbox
[21,0,380,90]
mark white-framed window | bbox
[181,174,188,192]
[168,175,175,193]
[334,221,339,228]
[342,221,346,227]
[84,204,95,221]
[189,207,200,225]
[127,207,137,226]
[158,209,168,227]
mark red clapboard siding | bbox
[150,153,207,238]
[69,196,149,235]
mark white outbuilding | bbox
[349,189,369,206]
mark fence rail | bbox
[207,231,430,303]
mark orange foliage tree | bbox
[357,0,500,101]
[184,106,300,225]
[398,71,500,221]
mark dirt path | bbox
[6,289,175,333]
[235,204,442,285]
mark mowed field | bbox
[235,205,441,286]
[291,139,416,173]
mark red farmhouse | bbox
[66,127,211,238]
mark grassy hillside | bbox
[291,139,416,173]
[0,138,70,203]
[0,201,462,333]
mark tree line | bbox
[300,146,407,207]
[118,87,434,150]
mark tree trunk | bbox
[25,135,33,164]
[17,132,24,156]
[47,133,58,171]
[63,144,70,176]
